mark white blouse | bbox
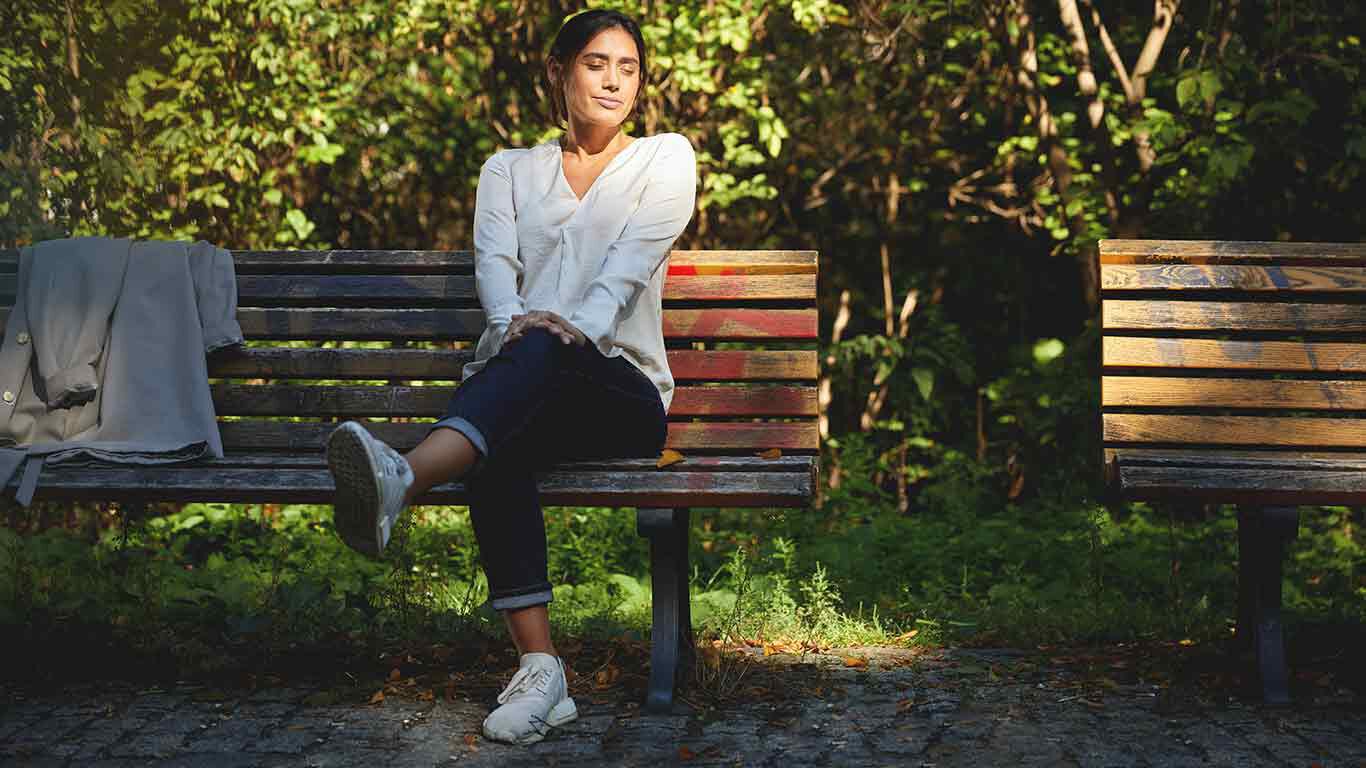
[465,132,698,411]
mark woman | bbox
[325,9,696,745]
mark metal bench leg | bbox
[1235,505,1298,706]
[636,507,693,714]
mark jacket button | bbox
[2,391,13,404]
[15,332,29,345]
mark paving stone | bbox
[236,702,298,720]
[182,713,275,753]
[157,754,268,768]
[65,714,151,761]
[299,746,395,768]
[0,756,67,768]
[0,715,40,744]
[106,712,204,759]
[0,713,95,757]
[0,649,1362,767]
[250,722,328,755]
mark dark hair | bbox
[546,10,648,127]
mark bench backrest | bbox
[1101,239,1366,463]
[0,249,819,458]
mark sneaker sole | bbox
[488,698,578,745]
[327,423,383,557]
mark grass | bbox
[2,467,1361,693]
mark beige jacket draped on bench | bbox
[0,237,243,504]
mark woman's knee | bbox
[508,326,559,352]
[496,325,575,372]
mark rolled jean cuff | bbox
[489,587,554,612]
[429,415,489,465]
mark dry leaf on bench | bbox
[368,690,385,705]
[758,448,782,459]
[843,656,868,668]
[656,449,685,468]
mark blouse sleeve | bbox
[568,134,697,356]
[473,152,526,339]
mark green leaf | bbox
[175,514,205,531]
[1198,70,1222,102]
[1033,338,1065,365]
[285,208,315,240]
[1176,75,1199,109]
[911,367,934,400]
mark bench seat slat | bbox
[1103,413,1366,448]
[218,420,819,453]
[206,348,818,381]
[199,452,816,472]
[1104,301,1366,332]
[1115,465,1366,505]
[11,467,814,507]
[227,308,818,340]
[1103,337,1366,372]
[1107,447,1366,470]
[211,384,818,417]
[1103,376,1366,410]
[1101,265,1366,292]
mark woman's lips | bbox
[593,96,623,109]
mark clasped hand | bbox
[504,310,587,347]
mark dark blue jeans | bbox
[431,327,667,611]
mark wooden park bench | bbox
[1100,238,1366,704]
[0,248,820,712]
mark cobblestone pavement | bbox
[2,648,1362,767]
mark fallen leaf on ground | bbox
[388,668,401,682]
[595,665,621,689]
[843,656,868,668]
[464,733,478,751]
[678,746,696,761]
[418,689,434,702]
[700,645,721,671]
[368,690,385,705]
[656,449,685,468]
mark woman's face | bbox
[553,27,642,130]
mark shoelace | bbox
[376,442,410,479]
[497,666,552,704]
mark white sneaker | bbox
[326,421,413,557]
[482,653,578,745]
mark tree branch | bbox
[1056,0,1104,130]
[1080,0,1136,103]
[1132,0,1181,103]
